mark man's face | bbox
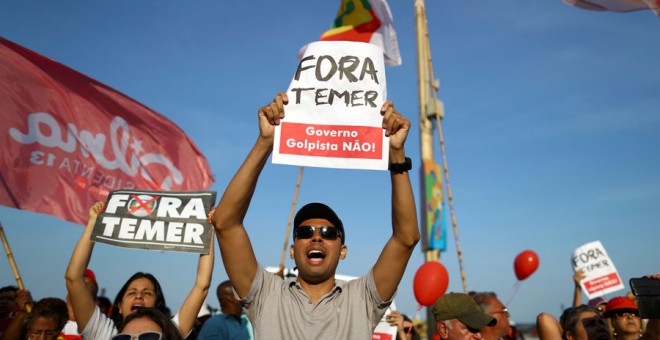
[219,285,242,317]
[27,316,60,340]
[0,290,16,315]
[484,297,509,338]
[568,311,610,340]
[438,319,483,340]
[289,218,346,285]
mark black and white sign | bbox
[92,190,216,254]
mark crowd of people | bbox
[0,94,657,340]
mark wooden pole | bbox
[0,222,25,290]
[414,1,440,338]
[415,0,438,263]
[278,166,304,274]
[0,221,31,312]
[425,35,468,294]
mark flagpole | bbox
[0,221,31,312]
[425,32,468,295]
[414,0,437,262]
[414,1,441,338]
[0,222,25,289]
[278,166,304,275]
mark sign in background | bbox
[572,240,624,299]
[273,40,389,170]
[92,190,216,254]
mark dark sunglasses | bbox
[112,332,163,340]
[614,311,639,318]
[294,226,342,240]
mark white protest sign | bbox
[273,41,388,170]
[92,190,216,254]
[572,240,624,299]
[372,305,398,340]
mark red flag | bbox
[0,37,214,225]
[563,0,660,15]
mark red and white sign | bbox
[0,37,214,225]
[572,240,625,299]
[273,41,388,170]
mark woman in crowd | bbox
[113,307,183,340]
[537,304,610,340]
[65,202,213,338]
[603,296,643,340]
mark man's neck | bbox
[297,278,336,304]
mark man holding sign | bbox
[212,89,418,339]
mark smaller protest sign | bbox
[572,240,624,299]
[92,190,216,254]
[273,40,389,170]
[372,306,398,340]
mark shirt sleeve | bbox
[81,305,117,339]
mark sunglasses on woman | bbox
[294,226,342,240]
[112,331,163,340]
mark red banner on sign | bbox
[0,37,214,225]
[584,273,622,294]
[278,122,382,159]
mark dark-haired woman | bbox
[65,202,213,338]
[113,307,183,340]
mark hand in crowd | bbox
[386,310,404,330]
[573,269,585,286]
[15,289,32,313]
[257,92,288,141]
[380,101,410,151]
[88,201,105,225]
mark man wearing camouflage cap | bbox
[433,293,497,340]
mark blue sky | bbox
[1,0,659,324]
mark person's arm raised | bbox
[372,101,420,302]
[1,289,33,340]
[211,93,288,298]
[536,312,562,340]
[64,201,104,332]
[572,269,585,307]
[176,221,214,337]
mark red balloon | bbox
[514,250,539,280]
[413,261,449,306]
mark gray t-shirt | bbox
[240,265,392,339]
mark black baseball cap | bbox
[293,202,345,244]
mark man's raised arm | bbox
[372,101,420,302]
[211,93,288,298]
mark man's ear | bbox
[339,244,347,259]
[437,321,449,340]
[289,244,294,259]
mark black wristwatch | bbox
[388,157,412,173]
